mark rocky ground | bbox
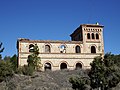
[0,69,119,90]
[0,69,88,90]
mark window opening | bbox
[45,45,51,53]
[91,46,96,53]
[87,33,90,39]
[60,45,66,53]
[96,33,99,39]
[60,63,67,70]
[92,33,95,39]
[75,63,82,70]
[75,45,81,53]
[44,63,51,71]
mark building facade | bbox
[17,23,104,71]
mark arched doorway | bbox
[75,45,81,53]
[75,63,82,70]
[91,46,96,53]
[60,63,67,70]
[44,63,51,71]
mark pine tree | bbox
[27,44,42,70]
[89,55,120,90]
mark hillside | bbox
[0,70,88,90]
[0,69,120,90]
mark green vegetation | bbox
[69,77,90,90]
[0,42,42,83]
[27,44,42,71]
[14,44,42,76]
[20,65,34,76]
[70,53,120,90]
[0,60,13,82]
[10,54,18,72]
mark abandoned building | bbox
[17,23,104,71]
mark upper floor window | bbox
[91,46,96,53]
[45,45,51,53]
[96,33,99,39]
[92,33,95,39]
[75,45,81,53]
[87,33,90,39]
[29,44,34,52]
[60,45,66,53]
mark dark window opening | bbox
[92,33,95,39]
[91,46,96,53]
[45,45,51,53]
[60,63,67,70]
[60,51,63,53]
[29,44,34,52]
[44,63,51,71]
[96,33,99,39]
[75,46,81,53]
[87,33,90,39]
[75,63,82,70]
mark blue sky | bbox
[0,0,120,57]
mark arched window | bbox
[75,63,82,70]
[29,44,34,52]
[92,33,95,39]
[75,45,81,53]
[60,45,66,53]
[91,46,96,53]
[96,33,99,39]
[87,33,90,39]
[45,45,51,53]
[44,63,51,71]
[60,63,67,70]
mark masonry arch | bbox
[44,61,53,71]
[87,33,90,39]
[91,33,95,39]
[91,46,96,53]
[29,44,34,52]
[60,61,68,70]
[76,63,82,69]
[96,33,99,39]
[45,45,51,53]
[75,45,81,53]
[74,61,83,70]
[59,44,67,53]
[60,63,67,70]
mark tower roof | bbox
[70,23,104,37]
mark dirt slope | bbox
[0,69,87,90]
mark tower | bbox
[70,23,104,55]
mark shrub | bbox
[69,76,90,90]
[0,60,13,82]
[21,65,34,76]
[14,67,23,74]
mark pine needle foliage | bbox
[27,44,42,71]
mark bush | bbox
[21,65,34,76]
[0,60,13,82]
[15,65,34,76]
[14,67,23,74]
[69,76,90,90]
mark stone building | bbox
[17,23,104,71]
